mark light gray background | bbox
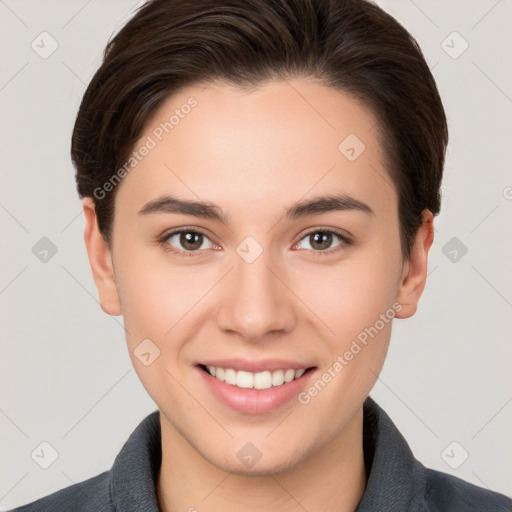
[1,0,511,509]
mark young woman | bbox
[10,0,512,510]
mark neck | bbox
[157,407,367,512]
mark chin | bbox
[213,448,307,477]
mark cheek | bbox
[114,253,218,401]
[293,247,401,343]
[116,256,216,345]
[291,254,400,425]
[289,237,403,409]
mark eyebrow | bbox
[138,193,374,223]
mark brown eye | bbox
[295,230,349,253]
[164,229,215,254]
[179,232,203,250]
[309,232,334,250]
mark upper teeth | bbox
[206,366,306,390]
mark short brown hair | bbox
[71,0,448,259]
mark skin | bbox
[83,78,434,512]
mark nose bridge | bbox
[215,245,296,340]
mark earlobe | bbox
[395,209,434,319]
[82,198,122,316]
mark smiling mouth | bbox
[198,364,316,390]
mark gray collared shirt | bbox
[9,397,512,511]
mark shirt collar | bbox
[108,396,426,511]
[109,410,162,511]
[357,396,426,510]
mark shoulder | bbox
[7,471,113,512]
[360,397,512,512]
[420,467,512,512]
[8,410,162,512]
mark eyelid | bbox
[160,225,214,240]
[297,226,352,242]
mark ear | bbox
[395,209,434,319]
[82,198,122,316]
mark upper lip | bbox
[198,358,316,373]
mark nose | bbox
[215,250,297,342]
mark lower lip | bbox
[196,366,316,414]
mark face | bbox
[84,78,432,475]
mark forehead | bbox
[115,78,397,221]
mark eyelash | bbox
[158,226,352,258]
